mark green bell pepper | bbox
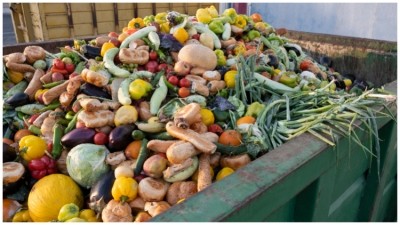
[214,49,226,66]
[247,29,261,40]
[245,102,265,118]
[209,20,224,34]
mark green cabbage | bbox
[66,144,110,189]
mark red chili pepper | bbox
[51,66,69,75]
[28,155,57,180]
[208,124,224,135]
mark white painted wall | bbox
[248,3,397,42]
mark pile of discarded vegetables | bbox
[3,6,396,222]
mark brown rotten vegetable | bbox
[81,68,111,87]
[101,199,133,222]
[166,141,199,164]
[173,103,202,129]
[197,153,212,192]
[146,140,180,153]
[144,201,171,217]
[118,48,149,65]
[177,44,217,71]
[138,177,169,202]
[166,181,197,205]
[166,122,216,154]
[4,52,35,73]
[220,153,252,170]
[23,45,46,64]
[24,69,44,100]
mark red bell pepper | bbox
[28,155,57,180]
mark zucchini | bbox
[134,138,149,176]
[215,142,248,156]
[144,131,174,140]
[103,48,130,78]
[120,26,157,49]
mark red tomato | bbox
[157,63,168,72]
[179,78,191,88]
[299,60,313,71]
[53,58,65,70]
[208,124,223,134]
[178,87,190,98]
[94,132,108,145]
[65,63,75,74]
[149,51,158,61]
[28,114,40,125]
[167,76,179,86]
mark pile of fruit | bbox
[3,5,396,222]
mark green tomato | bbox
[62,57,73,65]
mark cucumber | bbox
[131,130,145,140]
[144,131,174,140]
[215,142,248,156]
[134,138,149,176]
[120,26,157,49]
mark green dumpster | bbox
[150,31,397,222]
[3,31,396,222]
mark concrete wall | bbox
[248,3,397,42]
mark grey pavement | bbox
[3,3,17,46]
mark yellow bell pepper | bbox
[100,42,116,57]
[206,5,219,18]
[129,79,152,100]
[224,70,238,88]
[7,70,24,84]
[12,209,32,222]
[111,176,138,203]
[159,22,170,33]
[233,42,246,56]
[222,8,238,24]
[19,135,47,161]
[200,108,215,126]
[79,209,100,222]
[173,27,189,44]
[128,17,145,29]
[196,8,212,24]
[234,15,247,29]
[155,12,167,24]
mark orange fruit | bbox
[251,13,263,23]
[13,129,33,143]
[218,130,242,146]
[236,116,256,126]
[124,140,142,159]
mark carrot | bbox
[165,122,216,154]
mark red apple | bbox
[149,51,158,61]
[53,58,65,70]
